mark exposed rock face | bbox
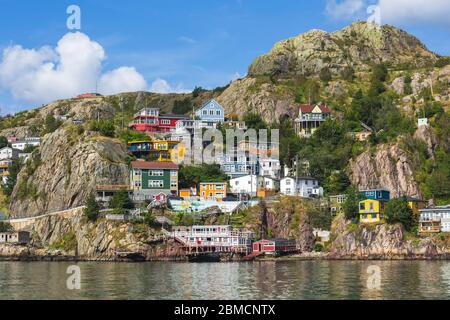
[248,22,437,77]
[329,214,444,259]
[217,77,296,123]
[267,198,315,252]
[8,127,129,218]
[391,76,405,95]
[348,143,421,198]
[414,125,438,157]
[0,212,185,261]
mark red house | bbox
[252,238,297,254]
[129,108,187,133]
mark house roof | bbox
[131,161,179,170]
[299,104,331,114]
[197,99,224,111]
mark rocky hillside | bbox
[248,22,437,77]
[9,127,129,218]
[328,214,450,259]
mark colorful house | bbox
[199,182,227,201]
[404,197,428,217]
[129,108,188,133]
[360,189,391,202]
[252,239,297,255]
[195,99,225,123]
[330,194,347,215]
[130,161,179,200]
[359,199,388,223]
[128,140,185,163]
[294,104,331,138]
[419,205,450,234]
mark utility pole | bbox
[120,96,124,129]
[295,155,299,197]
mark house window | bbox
[161,120,170,125]
[170,170,178,177]
[369,202,374,210]
[149,180,164,188]
[170,181,177,188]
[286,188,291,194]
[150,170,164,176]
[360,203,365,211]
[216,110,221,116]
[286,180,291,186]
[209,110,214,115]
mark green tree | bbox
[42,114,62,135]
[0,222,12,232]
[99,120,115,137]
[84,193,100,222]
[325,170,351,195]
[109,189,134,214]
[178,164,228,189]
[384,197,415,231]
[0,136,8,149]
[173,98,193,115]
[4,158,24,197]
[343,187,361,221]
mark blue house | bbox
[196,99,225,123]
[360,189,391,201]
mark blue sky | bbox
[0,0,449,114]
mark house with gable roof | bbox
[195,99,225,123]
[294,104,331,138]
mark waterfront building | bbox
[294,104,331,138]
[0,231,30,245]
[280,177,323,198]
[130,161,179,200]
[170,225,254,253]
[419,205,450,234]
[252,238,297,255]
[195,99,225,123]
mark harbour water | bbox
[1,260,450,300]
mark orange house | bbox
[199,182,227,201]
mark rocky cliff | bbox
[328,214,449,259]
[248,22,437,77]
[348,142,422,198]
[9,126,129,218]
[243,198,315,252]
[0,211,185,261]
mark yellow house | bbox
[359,199,387,223]
[128,140,186,163]
[199,182,227,201]
[406,197,427,216]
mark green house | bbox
[130,161,179,199]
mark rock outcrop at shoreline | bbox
[328,214,449,259]
[0,211,186,261]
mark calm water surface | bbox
[1,260,450,300]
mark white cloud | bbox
[99,67,147,95]
[0,32,148,105]
[325,0,450,26]
[378,0,450,25]
[149,79,191,94]
[178,36,197,44]
[326,0,365,20]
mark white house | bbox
[0,147,19,161]
[229,175,279,196]
[259,158,281,179]
[280,177,323,198]
[195,99,225,123]
[11,137,40,151]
